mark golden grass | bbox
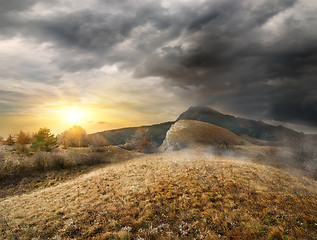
[0,149,316,239]
[0,146,140,198]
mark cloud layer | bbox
[0,0,316,132]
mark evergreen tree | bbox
[31,128,58,152]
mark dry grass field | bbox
[0,148,316,239]
[0,146,140,198]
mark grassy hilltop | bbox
[0,148,316,239]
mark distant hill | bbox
[91,106,305,148]
[177,106,302,142]
[91,121,174,147]
[159,120,246,151]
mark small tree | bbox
[16,131,32,145]
[31,128,58,152]
[4,134,15,146]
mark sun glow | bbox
[64,108,84,124]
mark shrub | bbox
[79,153,108,166]
[16,131,32,145]
[32,151,72,171]
[31,128,58,152]
[32,151,50,172]
[0,152,28,182]
[50,152,70,170]
[286,136,315,164]
[125,129,157,153]
[0,149,5,163]
[264,145,280,161]
[15,144,31,156]
[90,134,109,152]
[214,140,233,155]
[4,134,15,146]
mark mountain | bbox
[177,106,302,143]
[92,106,304,148]
[159,120,246,151]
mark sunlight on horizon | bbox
[64,108,84,124]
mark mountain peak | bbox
[186,106,223,114]
[177,106,224,121]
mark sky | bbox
[0,0,316,136]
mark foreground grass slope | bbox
[0,146,140,198]
[1,149,316,239]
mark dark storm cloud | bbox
[133,0,317,126]
[0,0,316,126]
[0,0,38,13]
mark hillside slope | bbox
[177,106,301,142]
[91,121,174,147]
[1,150,316,239]
[160,120,246,151]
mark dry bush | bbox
[264,146,279,158]
[286,136,316,169]
[79,153,109,166]
[32,151,73,172]
[0,149,5,163]
[125,129,157,153]
[0,152,28,182]
[16,131,32,145]
[215,141,233,154]
[3,134,15,146]
[90,134,109,152]
[49,152,70,170]
[15,144,31,156]
[32,151,50,172]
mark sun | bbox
[65,108,83,124]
